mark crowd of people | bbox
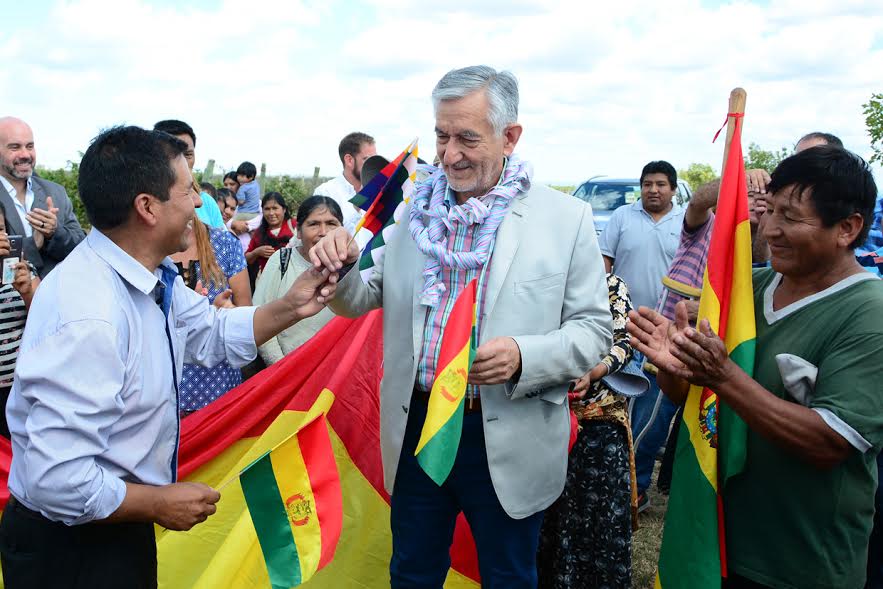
[0,63,880,589]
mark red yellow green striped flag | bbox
[656,106,755,588]
[415,278,478,486]
[239,410,342,589]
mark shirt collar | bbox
[87,229,179,295]
[634,198,681,218]
[444,157,508,207]
[0,174,32,197]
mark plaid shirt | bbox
[415,172,510,397]
[656,215,714,321]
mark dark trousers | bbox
[723,573,772,588]
[390,396,545,589]
[0,385,10,438]
[657,405,683,493]
[0,497,157,589]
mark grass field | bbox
[631,465,668,588]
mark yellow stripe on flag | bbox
[270,435,322,581]
[414,342,471,455]
[724,221,755,352]
[686,276,722,491]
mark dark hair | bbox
[200,182,217,198]
[216,187,233,202]
[640,161,677,188]
[251,191,292,245]
[338,132,374,164]
[79,126,187,230]
[236,161,257,179]
[798,132,843,149]
[153,120,196,146]
[297,196,343,227]
[768,146,877,249]
[223,171,239,186]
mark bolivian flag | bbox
[656,110,755,588]
[239,410,342,589]
[415,278,478,486]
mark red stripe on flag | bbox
[704,115,749,342]
[299,415,343,569]
[436,279,477,372]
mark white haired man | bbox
[310,66,612,588]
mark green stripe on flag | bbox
[657,424,721,589]
[241,456,303,589]
[720,338,754,484]
[416,401,465,486]
[728,339,755,373]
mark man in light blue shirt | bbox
[0,126,337,588]
[597,160,684,511]
[153,119,225,228]
[598,161,684,310]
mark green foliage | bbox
[262,175,313,212]
[550,185,575,194]
[35,163,91,230]
[743,142,790,174]
[677,163,718,190]
[864,92,883,165]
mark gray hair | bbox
[432,65,519,136]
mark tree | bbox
[36,162,91,230]
[864,92,883,165]
[678,163,718,190]
[743,142,790,174]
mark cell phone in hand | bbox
[2,235,23,285]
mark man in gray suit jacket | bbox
[311,66,612,588]
[0,117,86,278]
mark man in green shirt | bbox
[628,145,882,588]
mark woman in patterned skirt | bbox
[537,273,638,589]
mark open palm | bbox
[626,303,690,374]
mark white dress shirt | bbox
[6,229,257,525]
[0,175,34,237]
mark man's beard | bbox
[352,163,362,182]
[2,158,33,180]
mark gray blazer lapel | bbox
[0,183,25,236]
[31,178,48,210]
[481,195,527,330]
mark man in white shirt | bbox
[313,131,377,235]
[0,125,338,589]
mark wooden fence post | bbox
[203,159,215,184]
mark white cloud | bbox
[1,0,881,185]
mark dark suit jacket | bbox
[0,177,86,278]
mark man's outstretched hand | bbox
[309,227,360,274]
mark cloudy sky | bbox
[3,0,882,185]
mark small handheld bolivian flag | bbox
[415,278,478,486]
[240,413,343,589]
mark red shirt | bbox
[246,219,296,272]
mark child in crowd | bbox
[235,161,261,217]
